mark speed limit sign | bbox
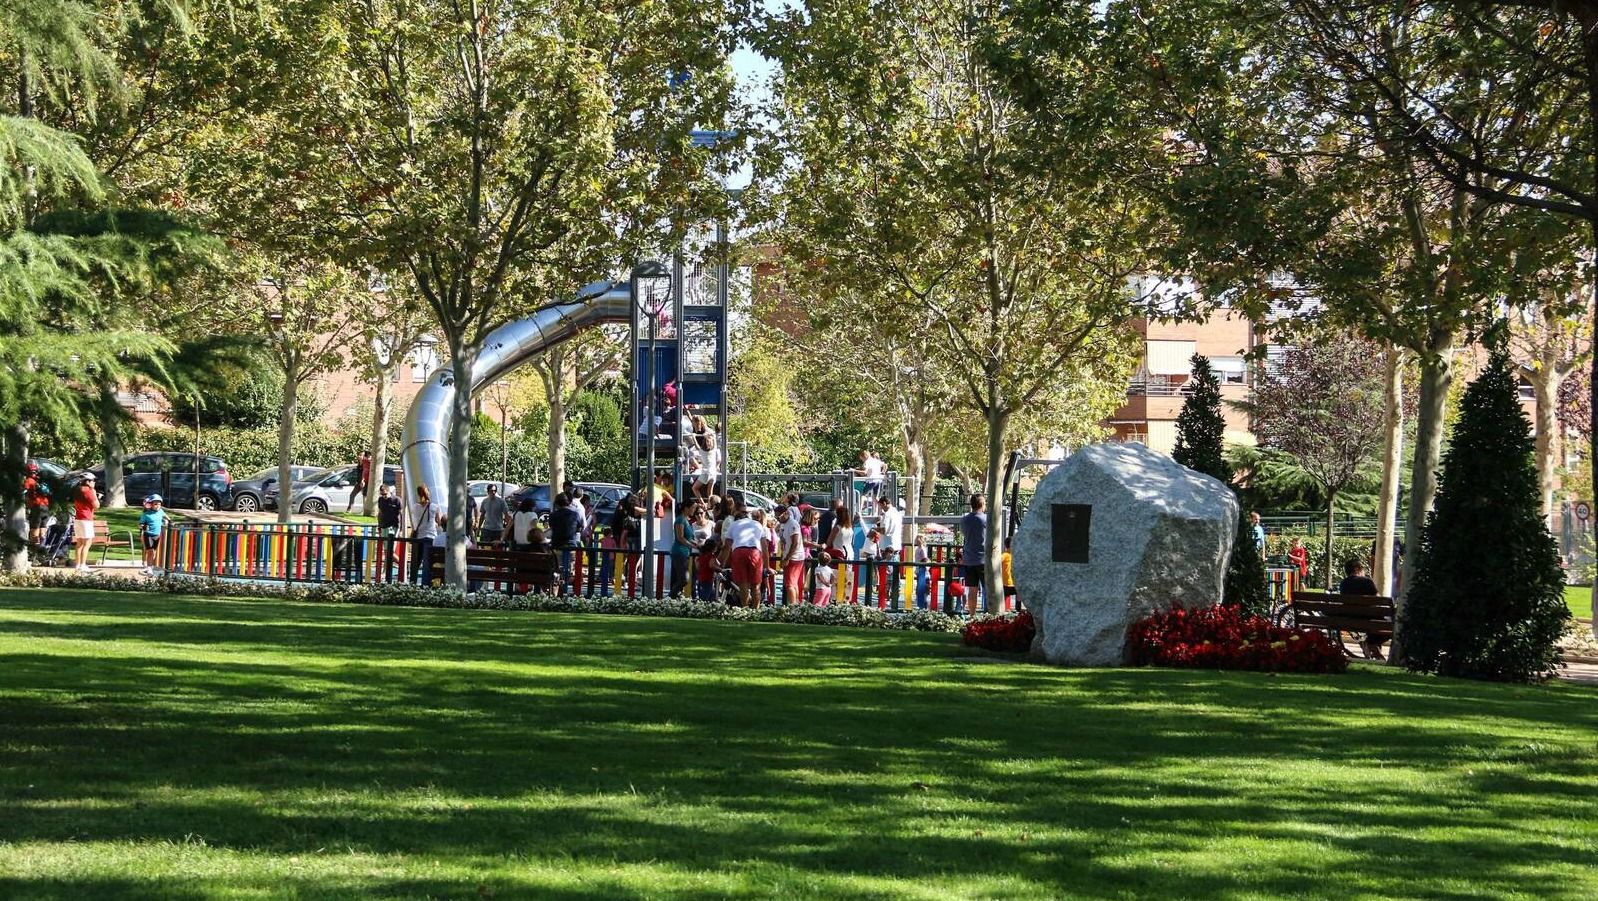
[1576,501,1591,523]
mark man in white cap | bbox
[73,472,100,571]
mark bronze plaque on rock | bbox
[1052,504,1091,563]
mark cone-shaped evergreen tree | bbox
[1173,355,1270,615]
[1174,356,1230,479]
[1400,336,1569,681]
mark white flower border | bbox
[0,569,966,633]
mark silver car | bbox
[288,465,401,515]
[231,465,323,513]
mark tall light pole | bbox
[633,262,670,598]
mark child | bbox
[695,537,723,602]
[139,494,166,575]
[812,560,834,606]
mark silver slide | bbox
[400,279,632,512]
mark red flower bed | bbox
[961,610,1036,653]
[1125,603,1347,673]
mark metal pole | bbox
[642,315,657,598]
[193,393,201,510]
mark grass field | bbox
[1566,584,1593,621]
[2,588,1596,900]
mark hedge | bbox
[1265,533,1375,589]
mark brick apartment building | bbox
[1107,309,1260,454]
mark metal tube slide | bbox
[400,279,632,513]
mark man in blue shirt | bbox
[959,493,987,615]
[1250,511,1265,554]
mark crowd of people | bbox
[377,443,1005,613]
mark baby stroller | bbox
[37,518,72,567]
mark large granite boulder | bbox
[1012,442,1237,666]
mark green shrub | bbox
[1264,533,1372,590]
[1400,341,1569,682]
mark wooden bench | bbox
[1291,591,1395,659]
[86,520,137,564]
[429,548,558,594]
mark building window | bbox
[1518,379,1536,401]
[1212,356,1247,386]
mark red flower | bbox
[1125,603,1346,674]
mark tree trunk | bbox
[1530,359,1561,525]
[444,347,475,591]
[1392,342,1452,659]
[1373,347,1404,595]
[97,379,127,508]
[1585,34,1598,559]
[365,365,395,516]
[1323,487,1338,591]
[548,380,567,494]
[981,407,1011,611]
[902,436,924,546]
[277,366,299,524]
[3,424,28,572]
[921,452,938,517]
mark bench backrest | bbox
[1292,591,1395,634]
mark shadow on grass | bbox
[2,588,1596,899]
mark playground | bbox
[2,586,1595,900]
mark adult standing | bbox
[410,484,440,585]
[348,451,373,512]
[72,473,99,572]
[959,493,987,615]
[723,503,766,608]
[776,504,808,604]
[548,491,583,592]
[876,495,904,606]
[22,462,51,547]
[478,483,509,546]
[376,484,404,582]
[670,498,700,598]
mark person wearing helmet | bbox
[21,462,51,547]
[140,495,166,575]
[72,473,99,571]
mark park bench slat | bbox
[1290,591,1396,659]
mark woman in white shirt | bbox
[511,498,540,550]
[410,485,441,585]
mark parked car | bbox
[73,452,233,510]
[287,464,401,515]
[28,458,67,480]
[507,482,630,525]
[726,486,777,514]
[467,480,521,501]
[230,465,324,513]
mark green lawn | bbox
[2,589,1596,900]
[1566,584,1593,621]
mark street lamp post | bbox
[632,262,670,599]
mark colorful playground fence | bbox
[159,521,1018,614]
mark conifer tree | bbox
[1400,337,1570,681]
[1,0,219,565]
[1173,355,1270,615]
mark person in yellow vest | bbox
[1002,548,1016,609]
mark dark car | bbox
[76,452,234,510]
[230,465,324,513]
[507,482,630,525]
